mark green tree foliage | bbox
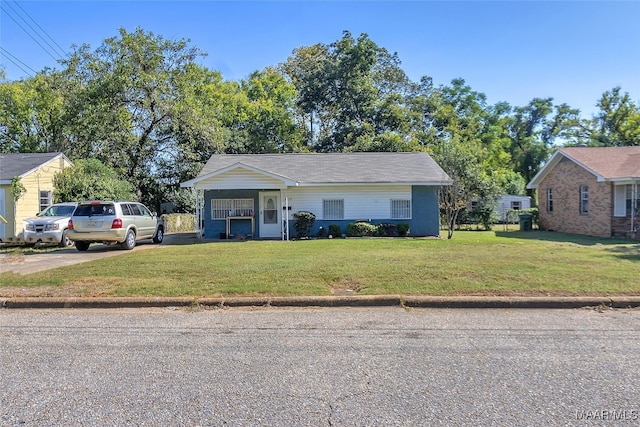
[505,98,581,187]
[282,31,415,152]
[411,78,500,238]
[0,71,69,153]
[53,158,136,202]
[60,28,206,203]
[10,177,26,203]
[2,27,636,236]
[228,68,305,154]
[582,87,640,146]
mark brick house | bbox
[527,146,640,239]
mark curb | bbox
[2,296,640,310]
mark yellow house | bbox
[0,152,73,242]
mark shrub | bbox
[376,223,399,237]
[397,223,410,236]
[347,222,378,237]
[293,211,316,238]
[473,201,498,231]
[328,224,342,238]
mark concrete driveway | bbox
[0,233,197,275]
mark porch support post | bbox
[195,188,204,240]
[283,189,290,241]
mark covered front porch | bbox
[612,182,639,239]
[181,162,299,241]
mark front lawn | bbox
[1,231,639,298]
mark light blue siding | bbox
[203,189,259,239]
[411,185,440,236]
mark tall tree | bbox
[230,68,305,154]
[61,28,205,203]
[282,31,414,152]
[584,87,640,146]
[506,98,580,186]
[412,79,500,238]
[0,70,69,153]
[280,43,330,147]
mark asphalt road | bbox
[1,307,639,426]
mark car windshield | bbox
[39,205,76,217]
[74,204,115,216]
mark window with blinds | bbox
[39,190,52,212]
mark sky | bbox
[1,1,639,118]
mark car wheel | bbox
[59,230,74,248]
[75,241,90,252]
[153,226,164,244]
[121,229,136,250]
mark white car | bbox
[23,202,77,247]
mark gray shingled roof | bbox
[192,152,452,185]
[0,152,66,181]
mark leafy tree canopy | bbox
[1,27,637,230]
[53,158,136,202]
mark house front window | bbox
[580,186,589,214]
[547,188,553,212]
[211,199,254,220]
[511,201,521,210]
[323,199,344,220]
[391,199,411,219]
[39,190,52,212]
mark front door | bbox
[259,192,281,238]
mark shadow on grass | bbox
[603,245,640,261]
[494,229,639,247]
[495,230,640,262]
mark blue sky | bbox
[1,1,639,118]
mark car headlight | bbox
[45,223,60,231]
[25,224,35,231]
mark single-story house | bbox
[0,152,73,242]
[181,152,452,239]
[527,146,640,239]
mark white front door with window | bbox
[259,191,281,238]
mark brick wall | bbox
[612,216,638,239]
[538,157,612,237]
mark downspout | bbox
[632,183,638,233]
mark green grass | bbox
[1,230,639,298]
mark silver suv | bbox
[68,201,164,251]
[23,202,77,247]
